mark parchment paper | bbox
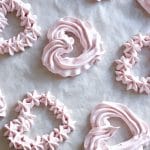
[0,0,150,149]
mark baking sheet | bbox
[0,0,150,149]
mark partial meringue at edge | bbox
[0,0,41,56]
[137,0,150,14]
[115,34,150,94]
[84,101,150,150]
[42,17,104,77]
[4,91,75,150]
[0,90,6,117]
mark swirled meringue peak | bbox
[137,0,150,14]
[84,101,150,150]
[42,17,104,77]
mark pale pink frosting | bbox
[0,90,6,117]
[0,0,40,56]
[115,34,150,94]
[84,101,150,150]
[96,0,106,1]
[0,12,8,32]
[42,17,104,77]
[4,91,75,150]
[137,0,150,14]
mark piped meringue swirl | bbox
[84,101,150,150]
[137,0,150,14]
[0,90,6,117]
[42,17,104,77]
[0,0,41,55]
[115,34,150,94]
[4,91,75,150]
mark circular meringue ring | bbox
[4,91,75,150]
[0,90,6,118]
[115,34,150,94]
[42,17,104,77]
[84,101,150,150]
[0,0,40,56]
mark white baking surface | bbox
[0,0,150,149]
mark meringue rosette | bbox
[42,17,104,77]
[4,91,75,150]
[115,34,150,94]
[0,90,6,117]
[0,0,41,55]
[84,101,150,150]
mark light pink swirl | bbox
[115,34,150,94]
[84,101,150,150]
[0,0,40,56]
[0,90,6,117]
[4,91,75,150]
[42,17,104,77]
[137,0,150,14]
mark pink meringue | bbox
[42,17,104,77]
[0,90,6,117]
[137,0,150,14]
[84,101,150,150]
[115,34,150,94]
[0,0,41,56]
[4,91,75,150]
[96,0,107,1]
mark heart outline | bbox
[84,101,150,150]
[4,91,75,150]
[42,17,105,77]
[115,34,150,94]
[0,0,40,56]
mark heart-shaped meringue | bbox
[0,0,40,56]
[4,91,75,150]
[84,101,150,150]
[115,34,150,94]
[42,17,105,77]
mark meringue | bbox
[0,90,6,117]
[4,91,75,150]
[42,17,104,77]
[115,34,150,94]
[84,101,150,150]
[0,0,41,56]
[137,0,150,14]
